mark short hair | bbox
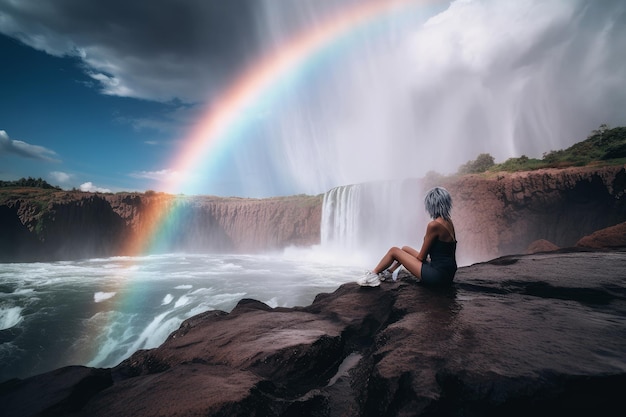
[424,187,452,220]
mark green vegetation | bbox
[0,178,64,207]
[457,125,626,174]
[543,124,626,165]
[457,153,495,174]
[494,155,546,172]
[0,177,62,190]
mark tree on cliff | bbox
[457,153,495,174]
[542,125,626,166]
[0,177,61,190]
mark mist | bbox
[229,0,626,197]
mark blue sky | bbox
[0,0,272,195]
[0,33,179,192]
[1,0,625,197]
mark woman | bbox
[357,186,457,287]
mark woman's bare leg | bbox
[385,246,419,273]
[401,246,420,258]
[387,246,421,276]
[373,246,423,279]
[373,247,417,273]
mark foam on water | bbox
[162,294,174,305]
[174,295,190,308]
[265,297,280,308]
[0,253,361,382]
[0,306,23,330]
[94,292,116,303]
[121,312,180,357]
[83,310,137,367]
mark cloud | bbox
[49,171,71,183]
[0,130,60,162]
[0,0,354,104]
[399,0,626,158]
[79,182,111,193]
[120,104,203,134]
[1,0,625,196]
[129,169,183,182]
[0,0,264,103]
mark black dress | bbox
[420,239,457,285]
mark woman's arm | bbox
[416,221,440,262]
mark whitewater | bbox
[0,180,427,383]
[0,250,366,383]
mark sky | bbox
[1,0,625,197]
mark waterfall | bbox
[320,179,427,262]
[321,185,362,251]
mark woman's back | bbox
[429,239,456,264]
[425,220,457,284]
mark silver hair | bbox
[424,187,452,220]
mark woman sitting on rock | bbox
[357,186,457,287]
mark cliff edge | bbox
[444,165,626,263]
[1,165,624,263]
[0,192,322,261]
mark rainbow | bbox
[83,0,444,369]
[126,0,443,256]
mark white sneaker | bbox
[357,271,381,287]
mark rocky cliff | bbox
[0,191,129,262]
[1,165,624,263]
[0,191,321,262]
[104,193,322,254]
[2,248,625,416]
[440,165,626,263]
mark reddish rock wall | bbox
[442,165,626,263]
[576,221,626,248]
[104,193,323,253]
[1,165,624,262]
[0,192,322,261]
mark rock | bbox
[0,367,112,417]
[525,239,559,254]
[576,221,626,248]
[0,192,322,261]
[2,249,625,416]
[2,166,625,263]
[106,193,324,255]
[444,165,626,263]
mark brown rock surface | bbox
[442,165,626,263]
[526,239,560,254]
[1,165,625,262]
[103,193,323,254]
[2,249,625,416]
[576,221,626,248]
[0,192,322,261]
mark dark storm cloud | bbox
[0,0,262,102]
[1,0,624,110]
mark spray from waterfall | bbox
[319,179,428,264]
[249,0,626,197]
[252,0,626,264]
[134,0,625,257]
